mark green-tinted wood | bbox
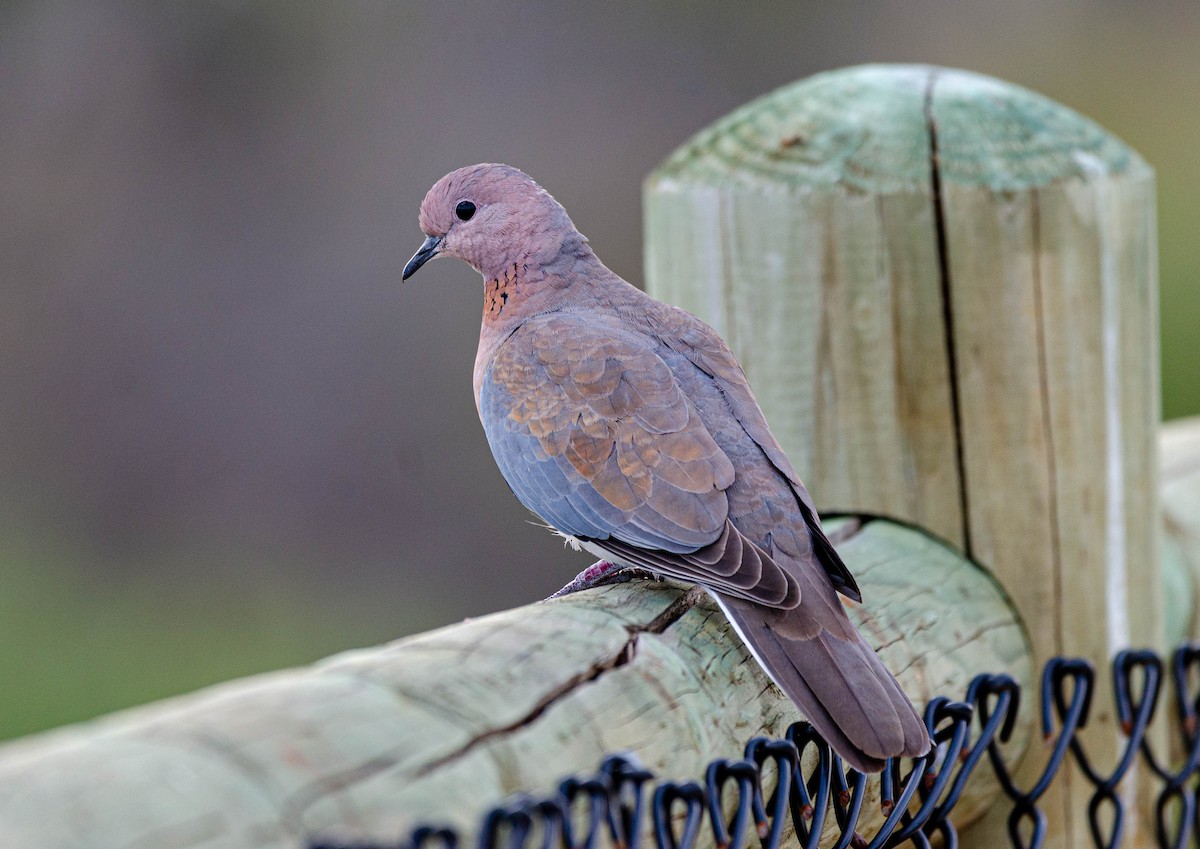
[1163,417,1200,644]
[0,519,1030,849]
[644,64,1159,849]
[652,65,934,193]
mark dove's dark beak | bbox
[402,235,443,280]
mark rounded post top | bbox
[649,64,1147,194]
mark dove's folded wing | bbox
[479,312,799,609]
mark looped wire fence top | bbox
[310,644,1200,849]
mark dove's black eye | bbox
[455,200,476,221]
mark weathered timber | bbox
[0,519,1029,849]
[1163,416,1200,644]
[644,64,1159,849]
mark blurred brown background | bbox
[2,0,1197,740]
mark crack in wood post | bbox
[412,586,704,779]
[281,585,708,828]
[923,68,974,559]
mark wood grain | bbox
[644,64,1159,849]
[0,519,1029,849]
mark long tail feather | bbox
[715,593,930,773]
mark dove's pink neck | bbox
[479,239,606,324]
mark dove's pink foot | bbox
[549,560,657,598]
[578,559,620,583]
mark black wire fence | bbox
[310,644,1200,849]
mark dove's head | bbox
[402,163,589,282]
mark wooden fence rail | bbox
[2,419,1198,848]
[0,518,1029,848]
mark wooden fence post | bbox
[644,64,1160,849]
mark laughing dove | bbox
[402,163,930,772]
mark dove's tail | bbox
[714,593,930,773]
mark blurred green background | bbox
[1,1,1197,741]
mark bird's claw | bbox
[548,561,658,598]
